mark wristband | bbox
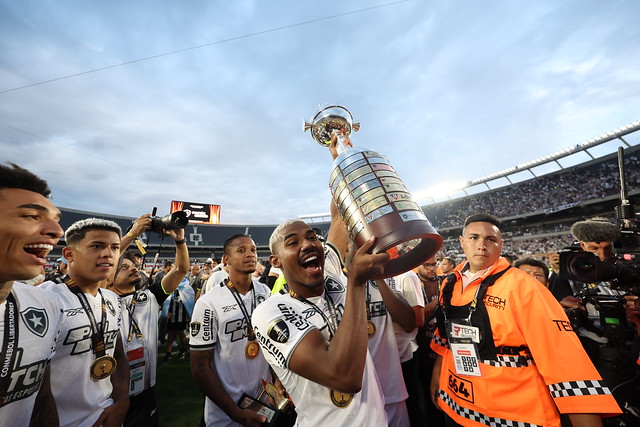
[174,239,186,245]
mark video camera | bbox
[149,207,188,235]
[559,250,640,288]
[559,147,640,288]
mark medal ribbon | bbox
[64,279,108,357]
[225,280,257,341]
[0,293,19,404]
[289,284,340,340]
[124,291,144,343]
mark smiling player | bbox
[0,162,65,426]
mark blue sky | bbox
[2,0,640,224]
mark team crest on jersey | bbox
[20,307,49,337]
[267,320,290,343]
[190,322,201,337]
[105,299,116,316]
[256,294,266,304]
[136,292,149,303]
[325,278,344,293]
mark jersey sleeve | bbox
[149,282,171,306]
[399,272,425,308]
[189,295,219,351]
[510,270,621,416]
[251,298,316,369]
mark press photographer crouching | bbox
[559,217,640,425]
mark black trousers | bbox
[124,387,159,427]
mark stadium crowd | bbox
[424,154,640,229]
[2,140,639,427]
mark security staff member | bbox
[430,213,621,427]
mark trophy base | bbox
[353,213,443,279]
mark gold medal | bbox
[245,340,260,359]
[367,321,376,337]
[329,389,354,408]
[90,355,117,380]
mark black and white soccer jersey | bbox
[0,282,64,427]
[41,281,123,427]
[118,289,159,396]
[190,277,272,427]
[251,246,387,426]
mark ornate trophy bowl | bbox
[305,104,443,278]
[303,105,360,148]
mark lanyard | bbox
[420,276,441,302]
[441,266,511,324]
[441,277,484,325]
[226,280,257,341]
[0,293,18,403]
[65,279,108,358]
[123,291,144,344]
[289,284,339,340]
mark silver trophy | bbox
[303,105,360,152]
[304,104,443,278]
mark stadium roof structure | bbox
[466,119,640,188]
[421,119,640,205]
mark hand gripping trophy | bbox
[304,104,443,278]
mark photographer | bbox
[110,213,190,426]
[561,218,640,425]
[566,218,631,328]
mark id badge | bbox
[450,343,481,376]
[446,320,482,377]
[128,346,146,395]
[448,321,480,343]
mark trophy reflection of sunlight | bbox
[304,104,443,278]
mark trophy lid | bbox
[303,104,360,147]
